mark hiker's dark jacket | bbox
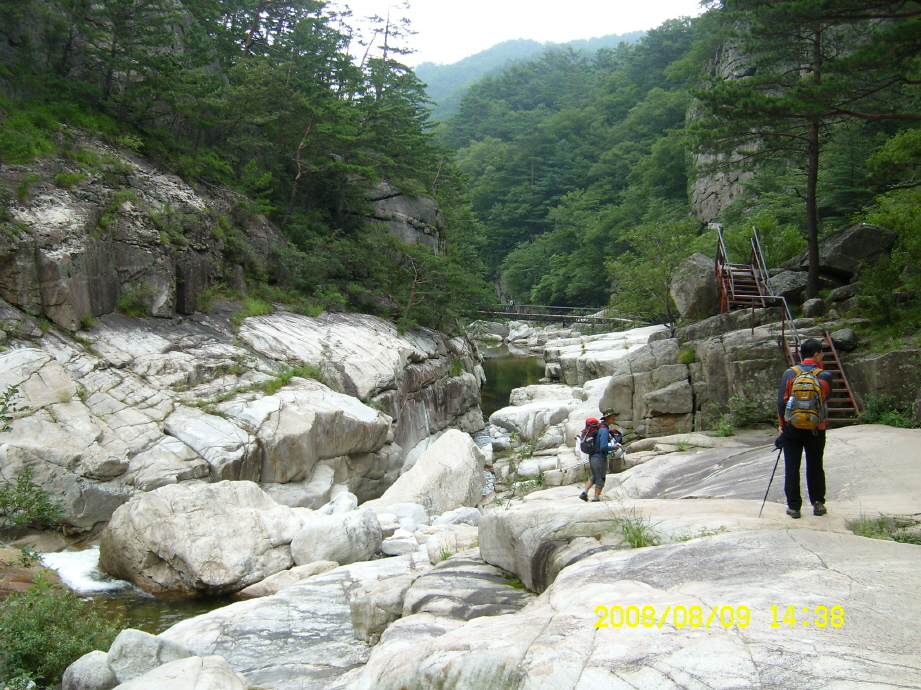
[776,359,833,431]
[592,423,622,457]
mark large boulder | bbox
[160,554,430,689]
[218,382,391,484]
[106,628,194,685]
[846,350,921,409]
[237,311,484,458]
[669,252,720,320]
[112,655,248,690]
[780,222,898,279]
[362,430,485,516]
[99,481,307,597]
[489,399,579,442]
[61,650,118,690]
[289,508,382,566]
[542,326,666,385]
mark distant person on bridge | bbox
[579,408,623,502]
[777,338,833,519]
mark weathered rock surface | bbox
[367,181,443,252]
[403,549,535,621]
[542,325,666,385]
[349,573,419,643]
[670,252,720,320]
[489,399,579,442]
[112,655,248,690]
[106,628,194,684]
[345,423,921,689]
[159,554,430,689]
[235,561,339,599]
[846,349,921,409]
[0,307,483,528]
[614,424,921,517]
[62,650,118,690]
[289,508,382,567]
[781,222,898,279]
[99,481,307,597]
[351,528,921,689]
[362,430,485,516]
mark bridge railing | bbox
[477,305,647,329]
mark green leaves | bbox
[0,467,63,529]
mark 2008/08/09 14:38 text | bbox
[594,605,845,629]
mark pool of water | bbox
[40,547,231,634]
[480,354,545,418]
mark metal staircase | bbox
[716,225,861,427]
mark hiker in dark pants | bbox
[580,408,622,503]
[777,339,833,519]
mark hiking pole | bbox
[759,441,784,518]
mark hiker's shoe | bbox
[786,508,801,519]
[591,497,601,502]
[813,502,827,516]
[579,492,588,502]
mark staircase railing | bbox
[751,226,801,365]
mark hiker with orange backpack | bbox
[777,338,833,519]
[578,408,623,503]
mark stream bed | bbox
[37,351,546,634]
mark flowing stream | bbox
[38,350,545,634]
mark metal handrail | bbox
[751,225,801,362]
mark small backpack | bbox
[784,365,826,430]
[579,418,603,455]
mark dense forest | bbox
[439,0,921,333]
[0,0,493,330]
[415,31,645,120]
[1,0,919,335]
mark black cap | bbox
[601,408,617,418]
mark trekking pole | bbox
[759,446,783,518]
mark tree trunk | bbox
[805,117,821,299]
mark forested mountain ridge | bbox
[1,0,919,342]
[415,31,645,120]
[440,2,921,339]
[0,0,493,331]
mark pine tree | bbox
[691,0,921,297]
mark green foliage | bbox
[16,175,41,204]
[848,515,921,545]
[449,359,465,377]
[612,509,660,548]
[677,348,697,365]
[53,172,85,189]
[689,0,921,298]
[728,384,774,428]
[608,215,705,323]
[858,396,921,429]
[231,297,274,326]
[0,467,62,529]
[259,364,325,396]
[116,288,150,318]
[1,385,18,433]
[0,577,120,688]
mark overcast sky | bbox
[331,0,706,66]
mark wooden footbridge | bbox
[716,226,861,427]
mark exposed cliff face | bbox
[0,129,282,330]
[366,181,444,253]
[599,307,919,438]
[0,133,479,532]
[689,40,754,223]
